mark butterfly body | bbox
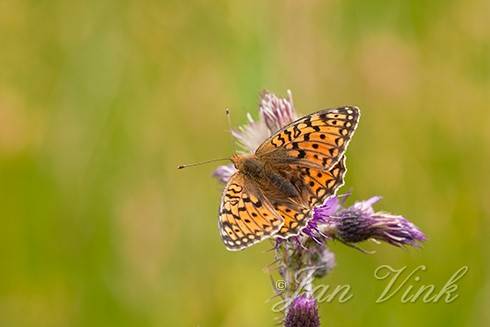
[219,106,360,251]
[232,154,301,199]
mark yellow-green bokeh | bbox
[0,1,489,326]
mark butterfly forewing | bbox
[256,107,359,171]
[219,173,283,251]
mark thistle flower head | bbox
[284,294,320,327]
[313,196,426,247]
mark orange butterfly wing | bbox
[273,156,347,238]
[256,107,360,171]
[218,173,283,251]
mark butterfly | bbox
[219,106,360,251]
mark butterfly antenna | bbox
[225,108,236,150]
[225,108,232,130]
[178,109,236,170]
[177,158,229,169]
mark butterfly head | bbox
[231,153,254,170]
[230,153,243,169]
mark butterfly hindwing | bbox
[256,107,359,171]
[219,173,283,251]
[271,201,311,239]
[296,156,347,207]
[274,157,347,238]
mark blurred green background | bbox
[1,0,489,326]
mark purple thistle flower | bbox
[213,90,298,184]
[230,112,271,153]
[284,294,320,327]
[259,89,297,133]
[311,196,426,247]
[211,90,427,327]
[212,164,236,184]
[301,196,341,240]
